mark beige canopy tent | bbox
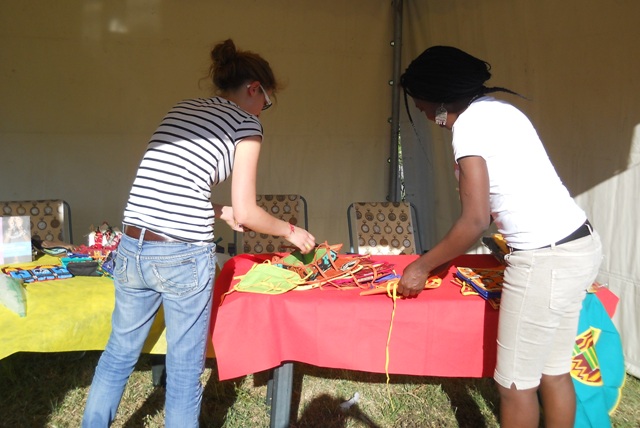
[1,0,638,377]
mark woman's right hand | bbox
[286,225,316,254]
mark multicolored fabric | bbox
[222,243,398,299]
[455,266,505,299]
[272,243,370,290]
[572,292,625,427]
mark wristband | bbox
[287,223,295,238]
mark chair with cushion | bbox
[1,199,73,244]
[347,201,422,255]
[235,194,308,254]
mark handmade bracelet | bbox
[287,223,295,238]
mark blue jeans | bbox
[82,232,217,427]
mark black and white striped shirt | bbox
[123,97,263,242]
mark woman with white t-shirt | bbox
[397,46,602,428]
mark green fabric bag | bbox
[233,261,305,295]
[0,274,27,317]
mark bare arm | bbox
[230,137,316,253]
[213,203,243,232]
[396,155,491,297]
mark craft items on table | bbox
[2,264,73,283]
[481,233,509,264]
[226,242,453,299]
[87,221,122,249]
[450,266,504,309]
[455,266,505,300]
[78,221,122,259]
[209,239,509,309]
[1,222,123,283]
[226,243,400,298]
[60,222,122,276]
[359,276,442,296]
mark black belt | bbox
[124,225,179,242]
[512,220,592,251]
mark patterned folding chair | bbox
[347,201,422,255]
[1,199,73,244]
[235,194,308,254]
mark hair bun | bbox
[211,39,237,68]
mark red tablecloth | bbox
[210,253,618,381]
[211,254,504,380]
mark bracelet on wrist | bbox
[287,223,295,238]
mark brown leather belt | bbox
[124,225,179,242]
[512,220,592,251]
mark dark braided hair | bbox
[400,46,522,103]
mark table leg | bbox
[269,362,294,428]
[150,354,166,387]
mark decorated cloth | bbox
[454,266,505,300]
[572,291,625,428]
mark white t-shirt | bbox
[452,96,586,250]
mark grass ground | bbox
[1,351,639,427]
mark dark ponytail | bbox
[400,46,523,103]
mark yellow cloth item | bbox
[0,255,215,360]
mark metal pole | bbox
[388,0,403,202]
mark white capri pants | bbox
[494,230,602,390]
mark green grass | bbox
[1,351,639,427]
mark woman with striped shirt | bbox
[83,39,316,428]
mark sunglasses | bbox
[245,83,273,111]
[258,84,272,110]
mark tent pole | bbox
[388,0,403,202]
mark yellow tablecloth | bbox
[0,255,214,360]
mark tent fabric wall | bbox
[399,1,640,377]
[0,0,394,248]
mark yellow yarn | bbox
[385,279,400,409]
[381,276,441,409]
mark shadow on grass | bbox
[200,359,243,428]
[293,394,383,428]
[439,377,500,428]
[0,351,99,427]
[272,363,501,428]
[121,385,166,428]
[250,367,383,428]
[0,352,241,428]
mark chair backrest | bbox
[235,194,308,254]
[347,201,422,255]
[1,200,73,244]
